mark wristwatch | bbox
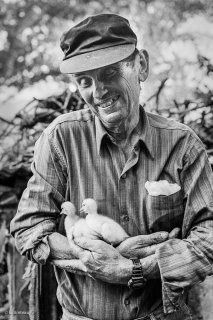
[127,258,147,289]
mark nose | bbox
[93,79,108,100]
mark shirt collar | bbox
[95,116,108,154]
[95,105,155,158]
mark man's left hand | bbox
[117,228,180,259]
[116,231,169,258]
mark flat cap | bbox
[60,14,137,73]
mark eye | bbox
[77,77,91,88]
[104,68,117,78]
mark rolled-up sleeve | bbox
[10,128,67,264]
[156,135,213,314]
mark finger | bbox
[74,237,106,251]
[51,259,95,279]
[125,243,161,259]
[139,232,169,246]
[135,242,170,258]
[169,228,181,239]
[50,259,88,273]
[147,231,169,244]
[127,232,169,248]
[136,244,159,257]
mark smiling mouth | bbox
[96,95,119,109]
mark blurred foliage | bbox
[0,0,213,88]
[0,90,85,181]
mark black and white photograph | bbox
[0,1,213,319]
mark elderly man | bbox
[10,14,213,320]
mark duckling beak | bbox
[60,208,67,215]
[61,203,68,215]
[80,206,88,215]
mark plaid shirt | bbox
[10,106,213,320]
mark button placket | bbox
[119,170,128,224]
[123,148,139,175]
[121,172,127,179]
[122,214,129,222]
[124,298,130,306]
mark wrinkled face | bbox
[72,57,141,132]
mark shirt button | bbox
[122,215,129,222]
[121,173,127,179]
[124,298,130,306]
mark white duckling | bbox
[61,202,79,239]
[80,198,129,246]
[61,201,99,241]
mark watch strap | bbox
[128,258,147,289]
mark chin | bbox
[102,120,126,133]
[101,110,127,122]
[102,115,124,125]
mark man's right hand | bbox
[48,232,89,276]
[116,228,180,259]
[48,232,84,260]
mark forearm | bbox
[116,230,178,282]
[156,227,213,287]
[48,232,76,260]
[114,258,133,285]
[115,255,160,285]
[154,226,213,314]
[140,254,160,279]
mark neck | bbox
[107,109,140,145]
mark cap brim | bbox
[60,44,135,74]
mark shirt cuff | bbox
[13,219,56,264]
[160,281,184,314]
[156,240,185,314]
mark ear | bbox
[138,49,149,82]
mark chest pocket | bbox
[147,190,184,233]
